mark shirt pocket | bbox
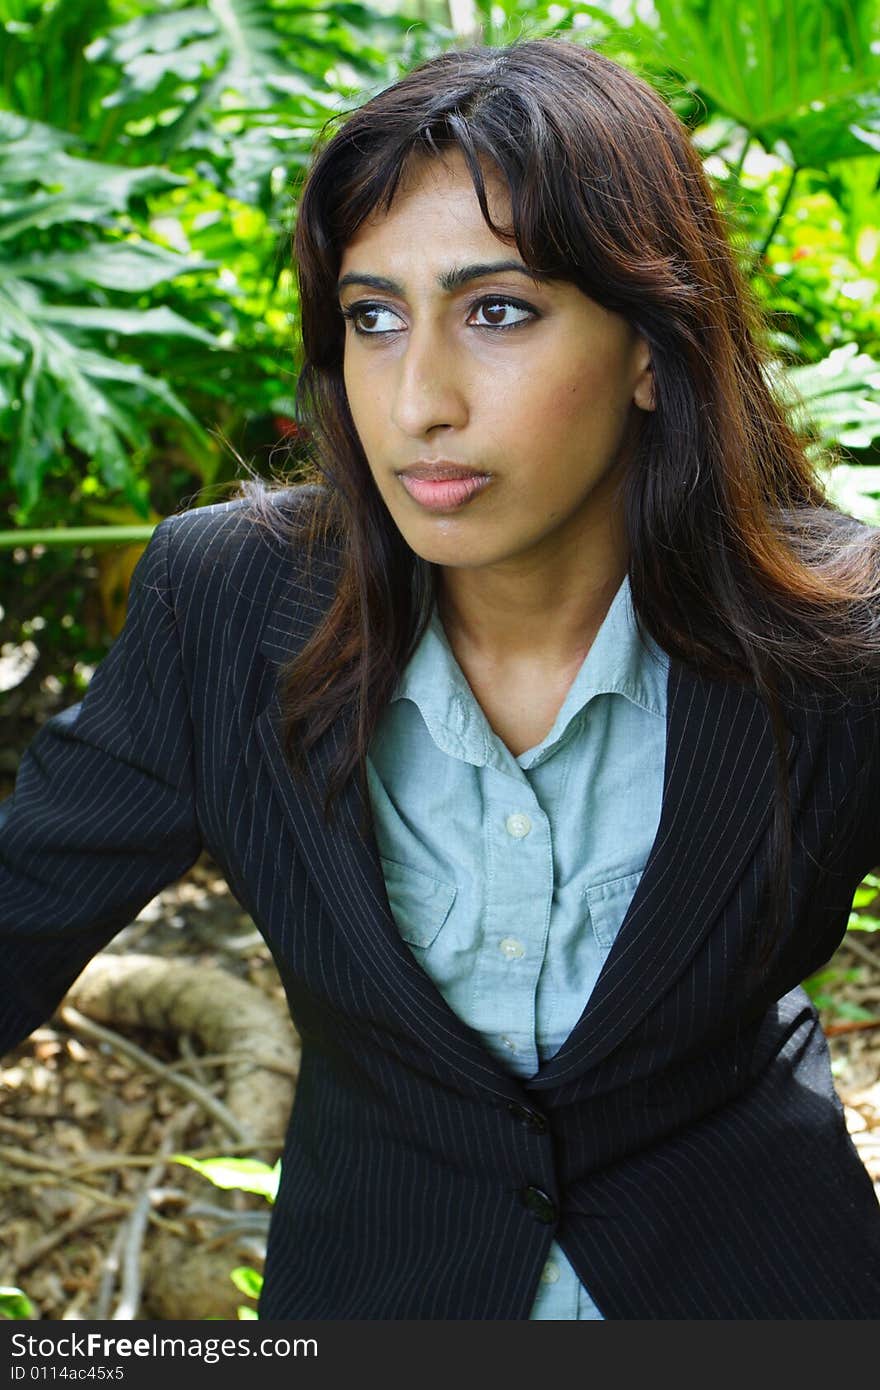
[379,856,458,950]
[583,868,644,953]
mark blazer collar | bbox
[255,566,801,1102]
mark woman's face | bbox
[338,149,654,577]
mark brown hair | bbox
[236,36,880,970]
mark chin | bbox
[384,509,463,548]
[413,543,500,572]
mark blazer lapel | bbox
[255,563,801,1098]
[528,656,801,1089]
[255,573,529,1104]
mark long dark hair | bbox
[236,36,880,971]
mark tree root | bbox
[64,952,300,1160]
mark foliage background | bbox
[1,0,880,949]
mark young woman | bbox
[3,37,880,1319]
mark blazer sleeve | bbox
[0,514,203,1054]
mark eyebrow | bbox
[336,260,549,297]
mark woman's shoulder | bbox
[162,482,342,606]
[165,480,336,549]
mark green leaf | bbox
[771,93,880,165]
[90,0,283,112]
[86,7,222,102]
[781,342,880,399]
[0,0,119,132]
[0,280,210,510]
[230,1266,264,1298]
[848,913,880,932]
[173,1155,280,1201]
[624,0,880,167]
[0,335,25,368]
[768,343,880,452]
[30,304,226,348]
[5,241,217,293]
[0,1286,34,1320]
[0,113,184,241]
[825,999,878,1022]
[851,883,880,908]
[803,965,860,996]
[821,463,880,523]
[86,5,220,64]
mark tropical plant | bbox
[0,0,452,531]
[0,107,222,517]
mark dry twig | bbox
[110,1103,199,1320]
[58,1004,252,1145]
[824,1018,880,1037]
[16,1205,118,1274]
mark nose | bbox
[389,320,468,439]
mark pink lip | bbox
[398,473,492,511]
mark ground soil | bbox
[0,851,290,1320]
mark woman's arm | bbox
[0,515,203,1053]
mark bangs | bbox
[312,90,580,292]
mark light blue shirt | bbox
[365,572,669,1318]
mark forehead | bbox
[339,150,514,265]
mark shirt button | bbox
[505,813,532,838]
[500,1035,518,1052]
[499,937,525,960]
[540,1260,560,1285]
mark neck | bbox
[436,532,628,672]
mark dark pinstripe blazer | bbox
[3,486,880,1319]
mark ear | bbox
[632,337,655,412]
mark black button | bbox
[507,1102,548,1134]
[521,1186,557,1224]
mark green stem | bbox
[0,525,157,550]
[67,52,83,134]
[731,131,751,184]
[751,163,800,274]
[95,107,123,160]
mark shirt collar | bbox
[390,572,669,772]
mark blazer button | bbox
[507,1102,548,1134]
[521,1186,557,1224]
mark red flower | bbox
[273,415,302,440]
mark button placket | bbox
[475,783,547,1080]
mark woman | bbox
[3,37,880,1319]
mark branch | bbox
[58,1004,253,1146]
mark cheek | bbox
[540,360,633,435]
[342,359,361,416]
[488,373,583,437]
[343,368,379,441]
[547,378,585,422]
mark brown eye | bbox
[469,297,535,331]
[339,303,404,335]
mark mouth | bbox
[396,471,492,512]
